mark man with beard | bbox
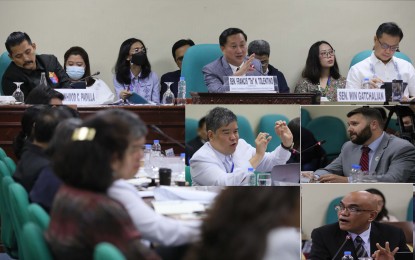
[314,107,415,183]
[2,32,70,99]
[190,107,293,186]
[309,191,410,260]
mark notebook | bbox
[270,163,301,186]
[127,92,149,104]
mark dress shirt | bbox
[190,139,291,186]
[349,224,371,257]
[113,71,160,103]
[107,179,201,246]
[346,52,415,97]
[88,78,115,104]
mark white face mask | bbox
[66,66,85,80]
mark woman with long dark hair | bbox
[295,41,346,101]
[113,38,160,103]
[366,188,398,222]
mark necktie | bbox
[354,236,368,257]
[224,156,234,173]
[359,146,370,172]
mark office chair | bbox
[21,222,53,260]
[94,242,126,260]
[349,50,412,68]
[0,176,19,258]
[0,51,12,95]
[185,118,198,143]
[325,196,343,224]
[237,115,255,147]
[28,203,50,231]
[257,114,290,152]
[407,197,413,221]
[301,108,312,127]
[181,44,222,97]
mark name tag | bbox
[337,89,386,102]
[56,89,98,105]
[228,76,275,92]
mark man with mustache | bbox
[314,107,415,183]
[190,106,293,186]
[2,31,70,100]
[346,22,415,99]
[309,191,410,260]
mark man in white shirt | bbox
[346,22,415,98]
[190,107,293,186]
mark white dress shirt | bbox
[346,52,415,97]
[107,179,201,246]
[189,139,291,186]
[89,78,115,104]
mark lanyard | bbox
[369,59,402,80]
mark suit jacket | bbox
[267,64,290,93]
[202,56,263,93]
[310,222,410,260]
[314,133,415,182]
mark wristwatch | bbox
[281,142,294,151]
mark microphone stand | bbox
[150,124,185,149]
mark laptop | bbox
[270,163,300,186]
[395,252,413,260]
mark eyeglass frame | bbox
[334,204,375,214]
[376,36,399,52]
[319,49,335,58]
[131,47,147,54]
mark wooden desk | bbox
[191,92,321,104]
[0,105,184,161]
[383,221,413,244]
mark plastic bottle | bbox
[39,72,48,88]
[350,164,362,183]
[143,144,152,175]
[361,78,370,89]
[248,167,256,186]
[151,140,162,157]
[177,76,186,105]
[341,251,354,260]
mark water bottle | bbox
[350,164,361,183]
[152,140,162,157]
[143,144,152,175]
[361,78,370,89]
[248,167,256,186]
[341,251,354,260]
[39,72,48,88]
[177,76,186,105]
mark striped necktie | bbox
[355,236,368,258]
[359,146,370,172]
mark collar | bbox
[229,61,245,74]
[370,51,395,66]
[129,70,142,80]
[348,222,371,245]
[364,132,384,152]
[207,142,232,165]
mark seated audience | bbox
[366,188,399,222]
[13,106,76,192]
[185,187,300,260]
[314,107,415,183]
[64,46,114,104]
[247,40,290,93]
[346,22,415,99]
[185,116,207,165]
[202,28,263,93]
[25,86,64,105]
[45,110,160,260]
[2,32,70,99]
[113,38,160,103]
[190,107,293,186]
[30,118,82,212]
[294,41,346,101]
[310,191,409,259]
[160,39,195,102]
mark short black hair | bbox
[219,28,247,47]
[25,87,64,105]
[171,39,195,60]
[198,116,206,129]
[34,106,76,143]
[5,31,32,54]
[347,107,384,128]
[376,22,403,41]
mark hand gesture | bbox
[120,90,132,100]
[234,54,256,76]
[371,242,398,260]
[274,120,293,148]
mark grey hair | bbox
[206,107,237,133]
[248,40,270,56]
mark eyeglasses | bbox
[376,36,399,52]
[319,50,335,58]
[132,47,147,54]
[334,204,374,214]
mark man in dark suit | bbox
[202,28,263,93]
[160,39,195,102]
[310,191,410,260]
[247,40,290,93]
[185,116,207,165]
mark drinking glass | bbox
[257,173,272,186]
[162,82,175,105]
[12,82,24,103]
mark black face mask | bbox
[404,125,414,133]
[130,52,147,66]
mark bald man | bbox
[309,191,410,260]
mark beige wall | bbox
[185,104,299,133]
[301,183,413,240]
[1,0,414,94]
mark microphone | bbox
[294,140,326,154]
[149,124,185,149]
[77,71,100,82]
[332,235,351,260]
